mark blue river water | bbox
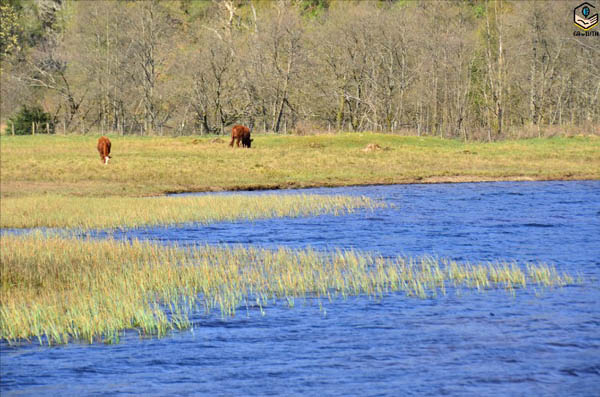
[1,181,599,396]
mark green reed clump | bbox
[0,234,578,345]
[0,194,382,230]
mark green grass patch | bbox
[1,234,578,345]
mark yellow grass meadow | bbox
[1,134,598,198]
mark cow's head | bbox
[242,136,253,148]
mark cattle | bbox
[97,136,112,164]
[229,125,253,148]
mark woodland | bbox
[1,0,598,140]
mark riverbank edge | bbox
[160,175,599,196]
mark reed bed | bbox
[0,193,381,230]
[1,234,576,345]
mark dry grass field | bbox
[1,133,598,199]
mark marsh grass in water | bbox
[1,234,577,345]
[0,193,381,229]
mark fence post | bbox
[32,122,35,135]
[46,122,50,134]
[11,121,14,136]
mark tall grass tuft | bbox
[1,234,578,345]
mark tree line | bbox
[1,0,598,140]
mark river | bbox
[2,181,599,396]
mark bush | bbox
[5,105,54,135]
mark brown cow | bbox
[229,125,253,148]
[97,136,112,164]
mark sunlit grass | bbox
[1,134,598,198]
[1,234,577,345]
[0,193,381,230]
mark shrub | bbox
[5,105,54,135]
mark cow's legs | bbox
[229,137,235,147]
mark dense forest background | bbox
[1,0,598,140]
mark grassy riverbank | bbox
[2,134,598,198]
[0,134,591,345]
[1,234,576,345]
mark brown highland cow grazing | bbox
[97,136,112,164]
[229,125,253,148]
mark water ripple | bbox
[2,181,600,396]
